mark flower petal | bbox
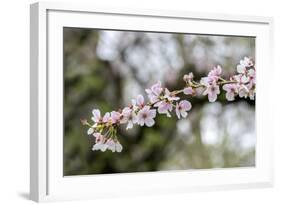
[175,106,181,119]
[180,100,192,111]
[226,92,235,101]
[126,121,133,130]
[237,65,246,74]
[181,111,188,118]
[92,109,101,121]
[87,127,94,135]
[145,118,155,127]
[137,94,144,106]
[116,142,123,152]
[148,109,156,118]
[208,92,217,102]
[183,87,193,95]
[103,112,110,123]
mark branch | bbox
[82,57,256,152]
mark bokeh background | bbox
[63,27,255,176]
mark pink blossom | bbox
[163,88,180,101]
[93,133,105,143]
[244,57,254,66]
[154,100,173,117]
[237,64,246,74]
[248,69,255,80]
[248,69,256,87]
[202,65,222,83]
[236,58,255,84]
[145,81,163,103]
[200,77,209,86]
[92,142,107,152]
[105,139,123,152]
[175,100,192,119]
[153,88,179,117]
[110,111,121,124]
[105,139,115,152]
[120,107,137,129]
[120,107,131,123]
[92,133,123,152]
[102,112,110,123]
[132,94,145,108]
[232,74,244,84]
[208,65,222,77]
[233,70,253,84]
[137,106,156,127]
[91,109,101,123]
[200,76,216,86]
[195,87,204,95]
[203,82,220,102]
[241,74,249,83]
[152,88,179,117]
[223,84,238,101]
[237,57,254,74]
[238,84,249,98]
[136,94,145,106]
[183,87,193,95]
[92,133,108,152]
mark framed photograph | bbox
[30,2,274,202]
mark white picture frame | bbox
[30,1,274,202]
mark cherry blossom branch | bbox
[81,57,256,152]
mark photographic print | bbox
[63,28,255,176]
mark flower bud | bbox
[183,72,194,82]
[80,119,88,125]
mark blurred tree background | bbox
[63,28,255,176]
